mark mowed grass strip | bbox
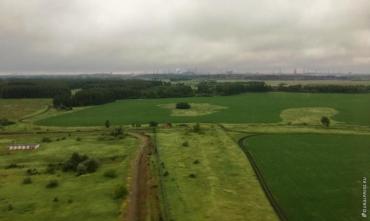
[243,134,370,221]
[0,133,137,221]
[0,99,51,121]
[37,93,370,126]
[156,126,278,221]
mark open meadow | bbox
[0,132,138,221]
[155,126,278,221]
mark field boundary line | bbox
[152,128,171,221]
[238,135,289,221]
[219,124,288,220]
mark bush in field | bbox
[104,169,117,178]
[76,137,82,141]
[321,116,330,127]
[5,163,21,169]
[110,126,123,137]
[22,177,32,184]
[41,137,52,143]
[176,102,191,109]
[112,185,128,200]
[63,152,100,175]
[63,152,88,172]
[46,180,59,188]
[45,166,55,174]
[105,120,111,128]
[182,141,189,147]
[131,123,141,127]
[193,123,201,133]
[0,118,15,126]
[76,163,88,176]
[25,168,39,176]
[149,121,158,127]
[189,173,197,178]
[83,159,100,173]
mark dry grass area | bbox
[280,107,338,125]
[0,99,51,120]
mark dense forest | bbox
[1,77,370,108]
[0,79,70,98]
[0,78,194,108]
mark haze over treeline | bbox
[0,0,369,74]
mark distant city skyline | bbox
[0,0,369,74]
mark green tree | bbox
[193,123,201,133]
[111,126,123,137]
[176,102,191,109]
[149,121,158,127]
[321,116,330,127]
[76,163,88,176]
[105,120,111,128]
[112,185,128,200]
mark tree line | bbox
[0,79,70,98]
[277,84,370,93]
[197,81,270,96]
[1,78,370,109]
[52,80,194,108]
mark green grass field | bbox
[155,126,278,221]
[0,99,51,121]
[0,132,137,221]
[241,134,370,221]
[1,93,369,221]
[37,93,370,126]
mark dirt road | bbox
[125,132,162,221]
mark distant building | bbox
[8,144,40,151]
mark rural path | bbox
[125,132,161,221]
[19,104,51,122]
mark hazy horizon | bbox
[0,0,369,74]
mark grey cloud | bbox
[0,0,369,73]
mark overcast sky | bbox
[0,0,369,74]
